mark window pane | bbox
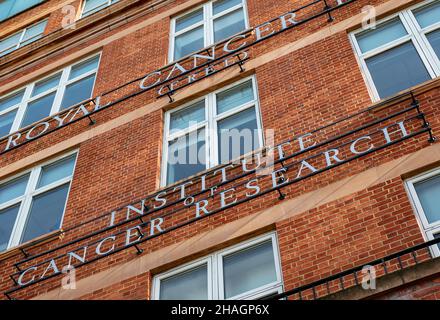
[21,183,70,243]
[0,204,20,252]
[0,31,21,56]
[414,175,440,224]
[356,18,407,53]
[427,29,440,60]
[21,92,56,128]
[365,41,431,98]
[0,173,29,204]
[0,0,13,21]
[21,20,47,45]
[160,264,208,300]
[175,8,204,32]
[32,73,62,97]
[214,8,245,43]
[170,100,205,132]
[37,155,76,189]
[434,233,440,251]
[0,109,17,138]
[9,0,42,17]
[61,74,96,110]
[174,26,204,60]
[167,129,206,185]
[414,1,440,29]
[217,107,259,164]
[0,89,24,113]
[223,240,277,298]
[69,56,100,80]
[213,0,242,15]
[217,80,254,114]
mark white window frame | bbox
[169,0,250,62]
[80,0,119,18]
[161,75,263,187]
[152,232,284,300]
[0,150,79,251]
[0,53,101,138]
[0,19,48,57]
[405,167,440,258]
[349,0,440,102]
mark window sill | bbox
[0,229,63,261]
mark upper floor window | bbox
[406,167,440,257]
[0,0,44,22]
[350,0,440,101]
[81,0,119,18]
[152,233,283,300]
[0,152,77,252]
[0,19,47,57]
[169,0,249,61]
[162,76,262,186]
[0,54,100,138]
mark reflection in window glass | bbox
[217,107,259,164]
[174,26,205,60]
[176,8,204,32]
[170,100,205,132]
[69,56,100,80]
[427,29,440,60]
[413,1,440,29]
[0,90,25,113]
[160,264,209,300]
[213,0,242,15]
[32,73,62,97]
[37,155,76,188]
[216,80,254,114]
[164,78,261,186]
[171,0,246,61]
[356,18,408,53]
[82,0,118,17]
[0,0,43,22]
[213,8,245,42]
[0,204,20,252]
[0,174,30,205]
[21,92,56,128]
[0,109,17,138]
[0,154,76,252]
[61,74,96,109]
[223,241,277,298]
[414,175,440,224]
[167,129,206,185]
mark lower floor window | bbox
[152,233,283,300]
[0,152,77,252]
[406,168,440,256]
[162,76,263,186]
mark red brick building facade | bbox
[0,0,440,300]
